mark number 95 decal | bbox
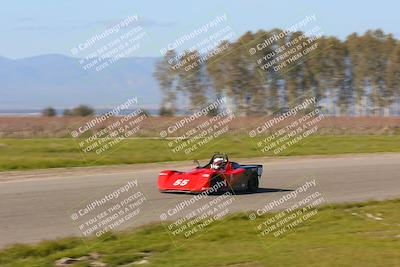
[173,179,190,186]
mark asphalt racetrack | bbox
[0,153,399,248]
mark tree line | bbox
[154,29,400,116]
[42,105,95,117]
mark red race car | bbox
[158,153,263,193]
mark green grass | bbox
[0,199,399,267]
[0,135,399,171]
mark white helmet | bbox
[211,157,224,170]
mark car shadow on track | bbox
[232,187,293,195]
[159,188,293,196]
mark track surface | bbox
[0,153,399,248]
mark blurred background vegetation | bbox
[155,29,400,117]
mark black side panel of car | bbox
[240,165,263,178]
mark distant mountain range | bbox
[0,54,161,110]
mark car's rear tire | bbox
[247,174,259,193]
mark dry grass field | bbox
[0,116,399,138]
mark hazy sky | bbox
[1,0,399,59]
